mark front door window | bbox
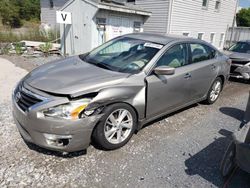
[156,44,188,68]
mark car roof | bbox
[237,40,250,43]
[123,33,200,45]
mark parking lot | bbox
[0,57,250,188]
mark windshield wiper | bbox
[81,56,116,71]
[94,63,114,71]
[81,58,110,69]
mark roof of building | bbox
[62,0,151,16]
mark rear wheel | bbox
[205,77,222,104]
[92,103,137,150]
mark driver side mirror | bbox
[154,66,175,75]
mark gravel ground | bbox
[0,55,62,71]
[0,57,250,187]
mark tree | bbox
[17,0,40,21]
[0,0,40,28]
[0,0,22,28]
[237,8,250,27]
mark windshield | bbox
[229,42,250,53]
[80,37,162,73]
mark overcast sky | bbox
[240,0,250,8]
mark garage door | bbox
[106,16,133,41]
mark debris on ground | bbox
[0,40,61,57]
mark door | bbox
[107,16,122,40]
[146,43,192,118]
[121,17,133,35]
[187,43,218,100]
[107,16,133,41]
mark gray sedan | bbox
[12,33,231,152]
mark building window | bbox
[210,33,215,44]
[96,18,106,25]
[134,21,142,32]
[183,32,190,37]
[96,18,107,30]
[215,0,221,11]
[219,33,225,48]
[198,33,204,40]
[49,0,54,9]
[202,0,209,8]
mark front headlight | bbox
[41,98,93,120]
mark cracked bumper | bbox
[12,94,103,152]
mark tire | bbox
[92,103,137,150]
[205,77,223,104]
[220,141,236,178]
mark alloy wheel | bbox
[104,109,133,144]
[210,80,222,102]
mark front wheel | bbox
[205,77,223,104]
[220,142,236,178]
[92,103,137,150]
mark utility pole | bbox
[229,0,239,48]
[56,11,72,57]
[63,23,66,57]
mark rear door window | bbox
[190,43,216,63]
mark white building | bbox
[134,0,238,49]
[59,0,151,55]
[40,0,238,52]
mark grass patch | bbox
[0,27,59,43]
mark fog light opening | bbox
[59,138,70,146]
[44,134,72,147]
[46,138,71,147]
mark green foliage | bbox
[14,42,23,55]
[17,0,40,21]
[1,45,11,54]
[39,42,53,56]
[0,0,21,28]
[0,28,59,43]
[0,31,19,43]
[237,8,250,27]
[0,0,40,28]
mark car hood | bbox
[224,51,250,62]
[24,56,130,96]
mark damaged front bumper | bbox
[230,63,250,80]
[12,88,103,153]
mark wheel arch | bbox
[218,75,225,86]
[90,101,141,141]
[90,101,140,148]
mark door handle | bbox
[184,73,192,79]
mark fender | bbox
[86,85,146,121]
